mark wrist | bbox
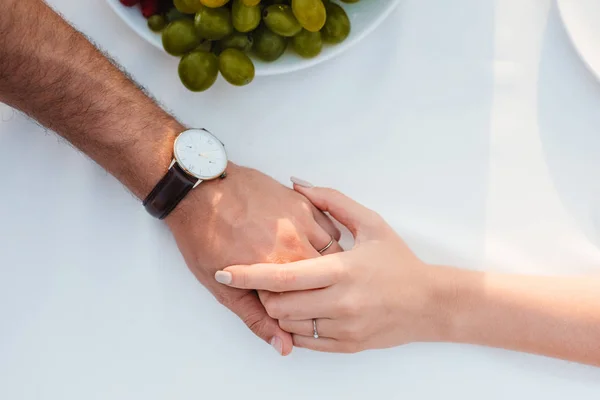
[97,118,182,199]
[417,265,477,343]
[427,266,483,344]
[111,120,238,222]
[164,162,242,226]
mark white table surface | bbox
[2,0,600,398]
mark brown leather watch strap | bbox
[143,163,197,219]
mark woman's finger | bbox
[307,221,343,255]
[292,335,349,353]
[261,288,335,320]
[279,318,339,339]
[216,255,345,292]
[291,178,381,238]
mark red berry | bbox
[140,0,159,18]
[119,0,139,6]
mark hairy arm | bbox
[0,0,340,356]
[0,0,177,198]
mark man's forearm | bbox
[0,0,180,198]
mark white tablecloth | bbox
[2,0,600,398]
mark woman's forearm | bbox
[444,269,600,366]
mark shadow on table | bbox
[537,2,600,251]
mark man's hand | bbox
[0,0,342,356]
[166,165,341,355]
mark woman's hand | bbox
[213,180,454,353]
[214,180,600,365]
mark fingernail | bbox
[270,336,283,355]
[214,271,232,285]
[291,176,313,188]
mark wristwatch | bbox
[143,128,228,219]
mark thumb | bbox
[292,178,382,239]
[228,290,293,356]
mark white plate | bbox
[105,0,402,76]
[557,0,600,81]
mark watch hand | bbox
[199,150,222,157]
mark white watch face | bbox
[173,129,228,180]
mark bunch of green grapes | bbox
[142,0,356,91]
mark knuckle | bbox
[264,298,285,319]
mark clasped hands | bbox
[166,164,438,356]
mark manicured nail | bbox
[215,271,232,285]
[291,176,313,188]
[270,336,283,355]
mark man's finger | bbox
[312,207,342,241]
[308,221,343,255]
[215,255,345,292]
[227,291,293,356]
